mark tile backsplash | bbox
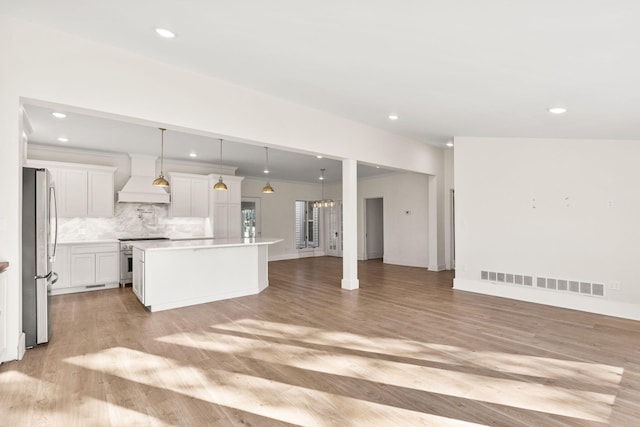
[58,203,209,241]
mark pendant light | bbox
[213,138,228,190]
[152,128,170,187]
[313,168,334,208]
[261,147,275,193]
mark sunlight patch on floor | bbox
[158,329,617,422]
[65,347,485,427]
[213,318,623,386]
[0,370,171,426]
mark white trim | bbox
[49,283,119,296]
[18,333,26,360]
[385,257,428,268]
[269,251,326,262]
[453,278,640,321]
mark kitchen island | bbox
[131,238,282,312]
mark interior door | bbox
[326,201,342,257]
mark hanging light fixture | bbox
[313,168,334,208]
[152,128,170,187]
[213,138,228,190]
[262,147,275,193]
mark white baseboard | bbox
[269,251,326,262]
[384,257,429,268]
[454,278,640,321]
[428,264,447,272]
[341,278,359,290]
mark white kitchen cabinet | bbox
[58,168,88,218]
[88,170,115,217]
[209,175,244,238]
[191,178,209,217]
[51,242,119,295]
[26,160,116,218]
[96,252,119,284]
[132,247,144,303]
[169,173,209,217]
[51,244,71,290]
[70,253,95,287]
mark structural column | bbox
[342,158,359,289]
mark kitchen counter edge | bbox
[132,238,283,251]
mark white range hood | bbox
[117,154,170,204]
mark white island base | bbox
[132,238,281,312]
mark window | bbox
[295,200,319,249]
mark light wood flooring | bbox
[1,257,640,426]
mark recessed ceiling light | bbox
[548,107,567,114]
[189,152,197,158]
[51,112,67,118]
[57,137,68,142]
[264,169,269,174]
[446,141,454,147]
[388,114,399,120]
[376,166,380,169]
[155,28,176,38]
[316,155,323,159]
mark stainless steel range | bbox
[119,237,169,285]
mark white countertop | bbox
[58,239,120,245]
[132,237,283,251]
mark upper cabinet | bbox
[169,172,209,217]
[26,160,116,218]
[211,174,243,204]
[209,175,244,239]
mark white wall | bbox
[356,173,430,268]
[0,15,444,362]
[454,137,640,320]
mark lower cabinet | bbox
[132,247,144,303]
[51,242,119,295]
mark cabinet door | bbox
[51,245,70,289]
[214,204,229,239]
[59,169,88,217]
[88,170,114,217]
[132,249,144,303]
[227,203,242,239]
[70,253,96,286]
[190,178,209,217]
[170,176,192,217]
[95,252,119,284]
[227,179,242,204]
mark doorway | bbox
[365,197,384,260]
[325,201,343,257]
[241,197,261,238]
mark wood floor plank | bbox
[1,257,638,426]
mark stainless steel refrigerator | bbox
[22,167,58,347]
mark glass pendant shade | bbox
[153,128,170,187]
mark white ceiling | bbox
[5,1,640,152]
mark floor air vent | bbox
[480,270,605,297]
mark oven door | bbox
[120,249,133,285]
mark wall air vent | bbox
[480,270,605,297]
